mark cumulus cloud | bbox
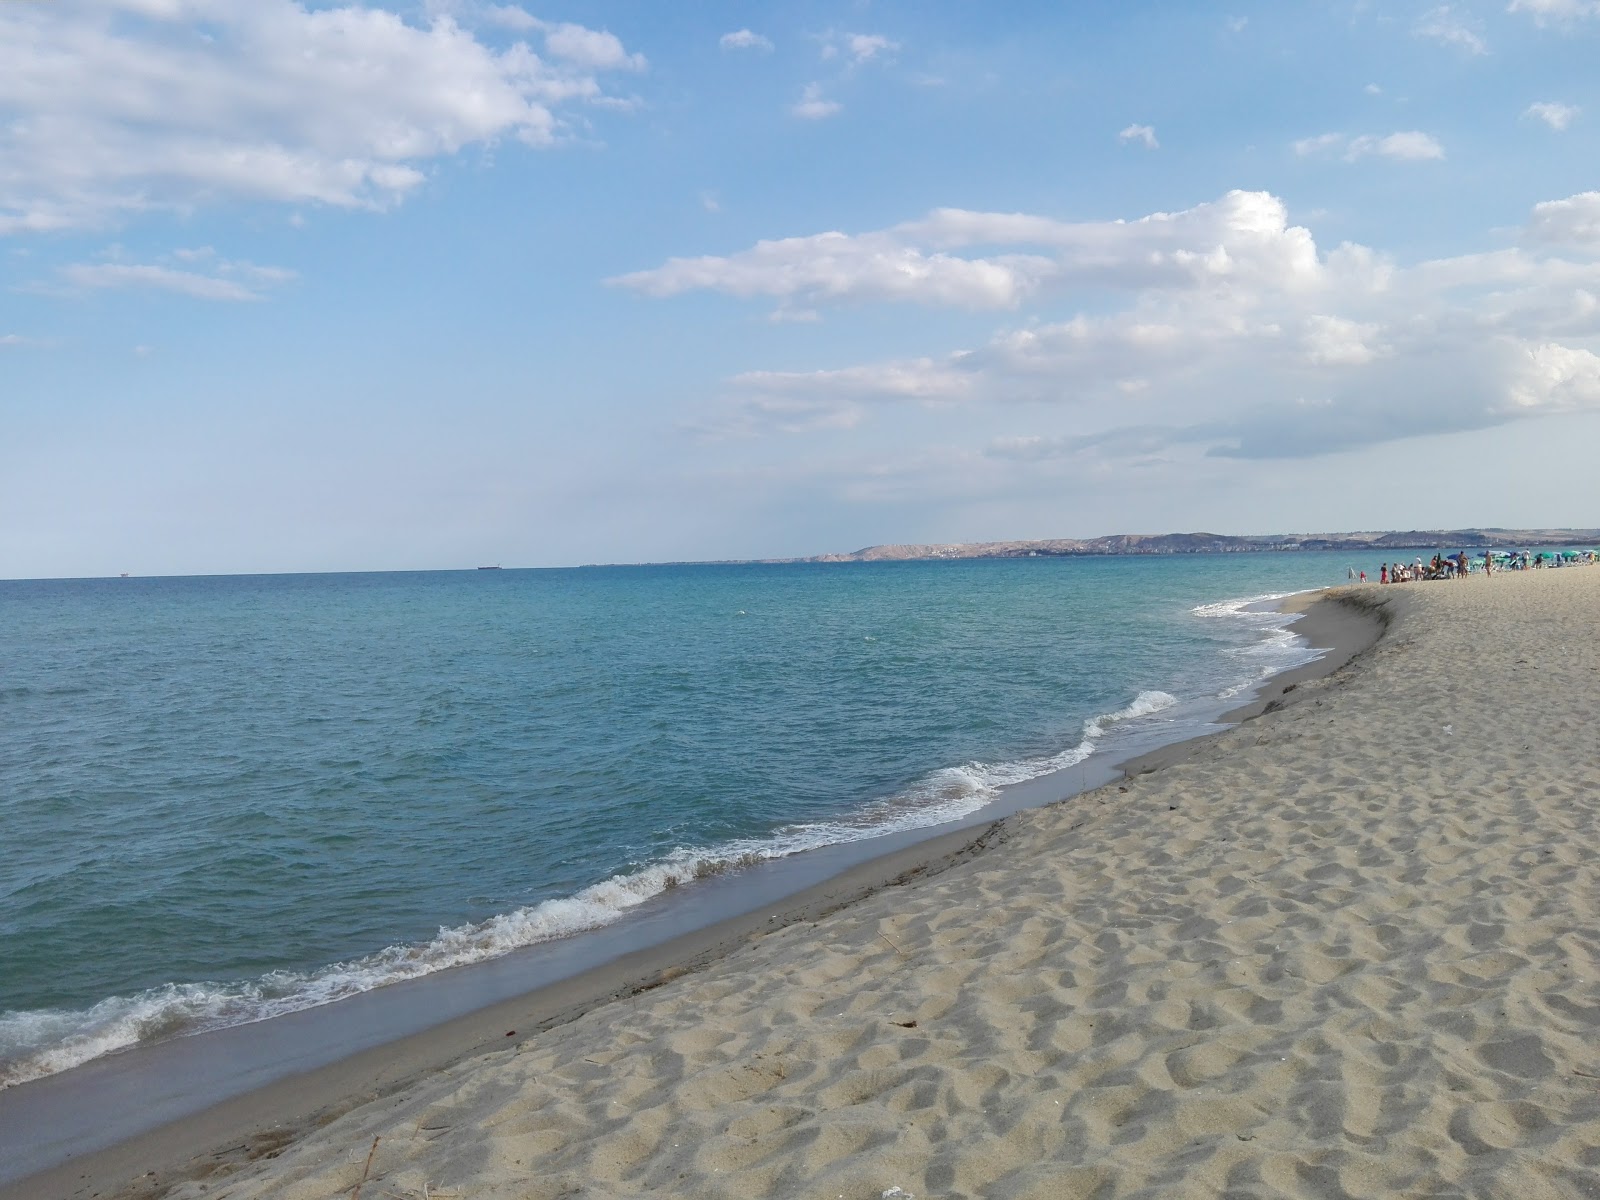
[612,190,1323,312]
[480,6,540,32]
[720,29,773,52]
[648,189,1600,462]
[1294,131,1445,161]
[1525,101,1580,130]
[820,32,899,65]
[1302,315,1386,366]
[1414,6,1488,53]
[791,83,842,120]
[1506,342,1600,410]
[539,22,645,71]
[1118,124,1159,149]
[1526,192,1600,245]
[0,0,645,234]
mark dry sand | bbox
[64,569,1600,1197]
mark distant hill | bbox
[800,528,1600,563]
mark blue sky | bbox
[4,0,1600,576]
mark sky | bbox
[4,0,1600,577]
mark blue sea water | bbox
[0,554,1362,1086]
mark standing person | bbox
[1380,563,1389,585]
[1359,570,1367,583]
[1483,550,1493,575]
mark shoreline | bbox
[0,587,1387,1200]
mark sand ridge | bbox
[157,569,1600,1199]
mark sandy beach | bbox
[26,566,1600,1199]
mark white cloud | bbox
[480,6,539,32]
[720,29,774,52]
[1525,101,1580,130]
[539,23,645,71]
[1361,131,1446,160]
[46,251,296,301]
[0,0,645,233]
[1,333,34,347]
[1302,315,1385,365]
[1365,83,1383,95]
[1505,342,1600,410]
[1118,124,1159,150]
[658,190,1600,459]
[791,83,843,120]
[1526,192,1600,245]
[1415,6,1488,54]
[57,263,268,301]
[737,358,971,402]
[845,33,897,62]
[820,32,899,65]
[1295,131,1445,161]
[1508,0,1600,23]
[613,190,1323,312]
[1293,133,1346,157]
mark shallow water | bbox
[0,553,1361,1083]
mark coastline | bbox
[0,586,1386,1200]
[154,565,1599,1199]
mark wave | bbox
[1190,589,1323,699]
[0,688,1181,1089]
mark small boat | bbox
[477,565,503,570]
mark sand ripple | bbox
[164,569,1600,1200]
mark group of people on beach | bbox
[1368,548,1598,585]
[1379,552,1474,584]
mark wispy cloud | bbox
[719,29,774,53]
[47,251,296,302]
[1294,131,1445,161]
[820,32,900,65]
[1118,124,1159,150]
[1525,101,1580,130]
[1508,0,1600,25]
[1414,5,1488,54]
[791,82,843,120]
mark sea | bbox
[0,553,1366,1090]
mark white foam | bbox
[0,685,1186,1089]
[1189,588,1321,619]
[1190,589,1324,698]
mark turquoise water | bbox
[0,554,1359,1085]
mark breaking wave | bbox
[1190,590,1324,699]
[0,688,1181,1089]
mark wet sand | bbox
[24,571,1600,1198]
